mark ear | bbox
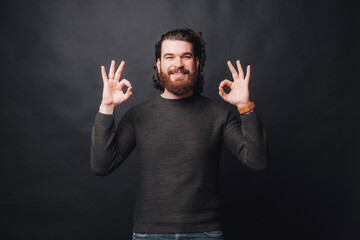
[196,57,199,69]
[156,58,161,73]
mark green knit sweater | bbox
[91,93,269,234]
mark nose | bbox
[173,56,183,68]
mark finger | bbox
[118,79,132,91]
[236,60,244,79]
[218,85,228,100]
[101,66,108,85]
[227,61,239,80]
[245,65,251,83]
[218,79,232,100]
[119,79,131,87]
[108,60,115,79]
[219,79,233,88]
[115,61,125,81]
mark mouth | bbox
[170,72,188,80]
[169,69,190,77]
[172,72,186,76]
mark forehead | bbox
[161,40,194,55]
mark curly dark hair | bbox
[152,28,207,95]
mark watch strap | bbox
[237,101,255,114]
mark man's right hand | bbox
[99,60,133,114]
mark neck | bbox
[161,89,194,99]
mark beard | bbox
[159,67,197,96]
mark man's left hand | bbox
[219,60,251,108]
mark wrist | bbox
[99,102,116,115]
[236,100,251,108]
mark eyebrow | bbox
[163,52,194,57]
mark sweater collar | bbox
[155,93,200,104]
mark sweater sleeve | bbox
[90,109,136,176]
[222,109,270,171]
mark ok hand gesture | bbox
[219,60,251,108]
[99,60,133,114]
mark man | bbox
[91,28,269,240]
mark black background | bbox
[1,0,359,239]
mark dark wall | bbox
[1,0,358,239]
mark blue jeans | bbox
[132,230,224,239]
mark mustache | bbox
[168,67,190,75]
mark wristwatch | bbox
[237,101,255,114]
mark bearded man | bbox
[91,28,270,240]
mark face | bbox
[157,40,199,95]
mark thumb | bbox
[125,86,133,99]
